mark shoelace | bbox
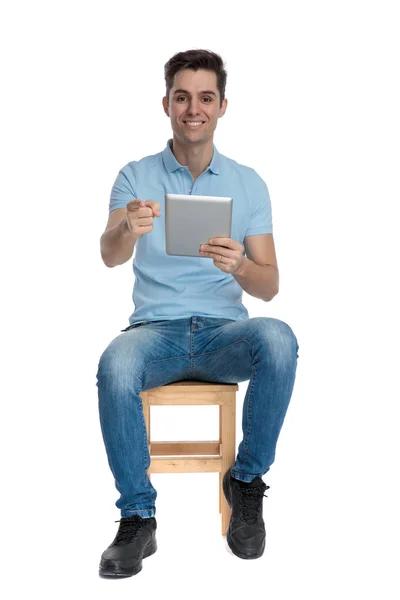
[239,484,270,524]
[114,516,145,544]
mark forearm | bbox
[232,257,279,302]
[100,218,138,268]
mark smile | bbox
[184,121,204,128]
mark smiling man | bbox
[97,49,300,578]
[162,68,227,181]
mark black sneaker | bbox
[223,467,270,559]
[99,515,157,577]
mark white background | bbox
[1,0,399,598]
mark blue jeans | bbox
[96,316,299,518]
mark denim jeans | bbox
[96,316,299,518]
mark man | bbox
[97,49,299,578]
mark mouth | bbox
[183,121,205,129]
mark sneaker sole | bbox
[99,539,157,578]
[222,471,265,560]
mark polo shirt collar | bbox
[162,138,220,175]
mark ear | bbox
[219,97,228,117]
[162,96,169,116]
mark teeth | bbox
[185,122,203,126]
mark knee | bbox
[96,340,141,390]
[273,318,299,352]
[255,317,299,356]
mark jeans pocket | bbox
[120,321,149,332]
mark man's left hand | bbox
[199,238,245,274]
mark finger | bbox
[209,237,231,245]
[202,246,239,260]
[127,199,145,211]
[145,200,161,216]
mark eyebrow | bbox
[173,89,217,96]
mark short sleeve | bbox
[109,163,137,214]
[245,176,273,236]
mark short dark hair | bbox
[164,49,227,108]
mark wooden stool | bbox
[140,380,238,535]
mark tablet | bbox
[165,193,233,257]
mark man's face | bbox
[162,69,227,145]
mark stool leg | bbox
[220,393,236,535]
[142,395,151,482]
[219,404,222,515]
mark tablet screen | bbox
[165,193,233,257]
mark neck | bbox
[170,135,214,180]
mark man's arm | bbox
[100,208,138,268]
[233,259,278,302]
[232,233,279,302]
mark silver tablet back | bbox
[165,193,233,257]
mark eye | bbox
[176,96,213,102]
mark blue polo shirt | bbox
[109,138,273,325]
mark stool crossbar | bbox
[140,380,238,535]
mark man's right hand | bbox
[125,199,161,238]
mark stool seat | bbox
[140,380,238,535]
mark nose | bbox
[187,99,202,115]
